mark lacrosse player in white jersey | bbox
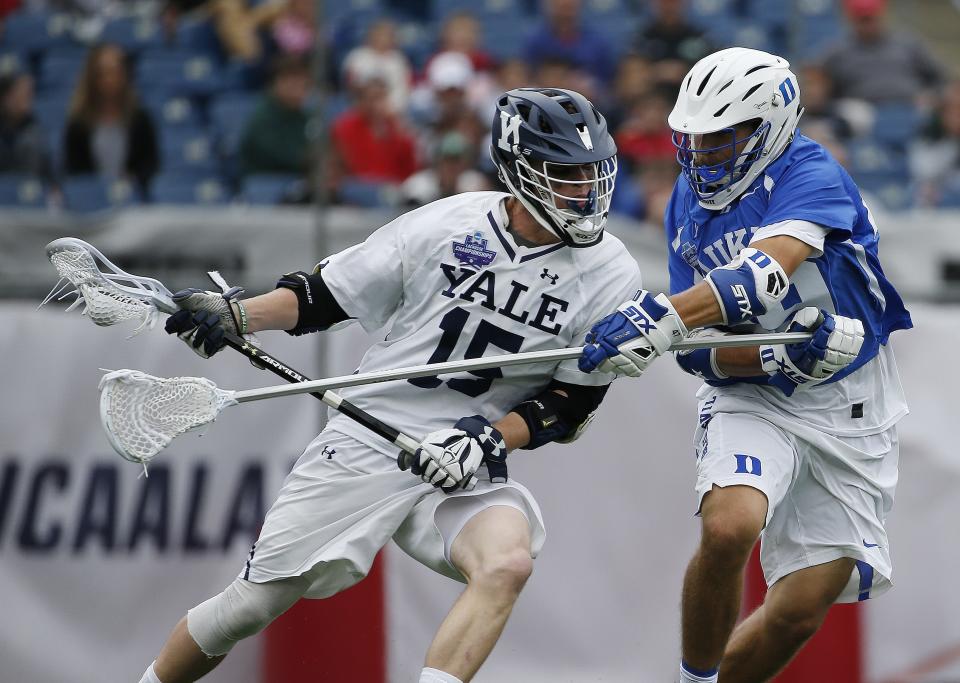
[579,48,912,683]
[136,87,639,683]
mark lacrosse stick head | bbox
[98,369,237,466]
[43,238,176,334]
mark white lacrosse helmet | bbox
[668,47,803,210]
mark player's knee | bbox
[699,515,760,567]
[470,548,534,597]
[765,601,828,645]
[188,577,304,656]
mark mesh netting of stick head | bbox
[43,238,170,333]
[98,369,237,465]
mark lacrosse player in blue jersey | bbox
[136,88,641,683]
[579,48,912,683]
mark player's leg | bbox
[679,410,797,683]
[424,504,533,682]
[680,483,767,680]
[148,573,310,683]
[718,557,855,683]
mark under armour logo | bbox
[321,446,336,459]
[540,268,559,284]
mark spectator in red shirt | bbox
[331,74,417,186]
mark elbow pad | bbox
[512,381,608,450]
[275,270,350,336]
[704,248,789,325]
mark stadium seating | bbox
[38,48,86,92]
[160,127,219,174]
[0,49,25,76]
[142,93,205,131]
[0,11,76,55]
[152,172,229,204]
[100,16,165,54]
[136,51,223,98]
[339,178,398,208]
[241,173,303,205]
[0,174,46,208]
[61,175,139,212]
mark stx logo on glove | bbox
[621,305,656,334]
[760,346,809,386]
[731,284,752,319]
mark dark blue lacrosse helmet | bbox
[490,88,618,247]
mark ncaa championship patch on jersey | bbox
[453,231,497,268]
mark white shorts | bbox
[694,406,899,603]
[241,429,546,598]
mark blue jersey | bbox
[664,133,912,388]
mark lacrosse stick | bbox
[44,238,812,394]
[99,369,422,472]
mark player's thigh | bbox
[247,430,428,596]
[765,557,857,623]
[448,504,532,582]
[393,480,545,584]
[695,411,798,529]
[760,426,898,603]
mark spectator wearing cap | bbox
[523,0,615,85]
[64,43,158,192]
[410,52,488,158]
[342,19,412,113]
[239,54,312,177]
[0,72,51,180]
[401,131,489,206]
[330,74,418,188]
[823,0,945,105]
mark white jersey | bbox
[320,191,643,449]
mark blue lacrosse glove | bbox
[406,415,508,492]
[579,290,688,377]
[759,307,865,396]
[164,286,245,358]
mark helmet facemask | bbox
[510,155,618,247]
[673,119,769,203]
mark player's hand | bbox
[165,287,245,358]
[579,290,688,377]
[760,307,865,396]
[405,416,508,492]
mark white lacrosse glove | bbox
[164,273,250,358]
[406,416,508,492]
[579,290,688,377]
[760,307,865,396]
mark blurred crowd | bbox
[0,0,956,217]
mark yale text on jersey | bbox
[439,262,569,335]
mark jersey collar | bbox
[487,201,566,264]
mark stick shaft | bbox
[233,331,813,402]
[222,332,420,454]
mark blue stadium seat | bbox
[160,128,219,173]
[432,0,525,22]
[936,176,960,209]
[479,15,532,61]
[871,104,921,147]
[38,48,86,92]
[241,173,302,204]
[1,11,78,55]
[848,139,908,175]
[33,92,71,133]
[142,93,205,130]
[0,174,47,207]
[339,178,397,208]
[323,0,385,23]
[62,175,138,212]
[152,173,229,204]
[175,19,224,58]
[100,16,164,54]
[0,49,25,76]
[209,93,258,158]
[136,51,222,97]
[687,0,734,28]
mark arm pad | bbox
[275,270,350,336]
[511,380,609,450]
